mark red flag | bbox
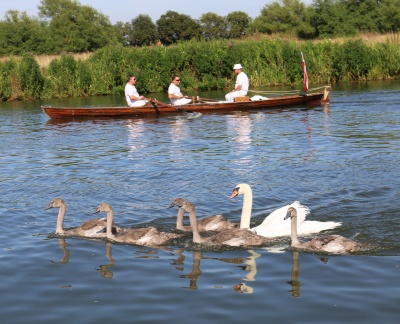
[301,52,308,92]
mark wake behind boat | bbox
[41,86,330,119]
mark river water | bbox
[1,82,400,323]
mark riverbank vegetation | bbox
[1,35,399,101]
[1,0,400,101]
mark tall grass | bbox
[0,34,399,101]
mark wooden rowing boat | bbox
[41,87,330,119]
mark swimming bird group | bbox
[44,183,367,253]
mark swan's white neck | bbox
[56,204,66,234]
[239,184,252,229]
[106,208,115,239]
[187,207,205,243]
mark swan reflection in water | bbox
[96,243,115,279]
[49,238,71,264]
[232,250,262,294]
[287,251,301,298]
[172,249,261,291]
[173,249,203,290]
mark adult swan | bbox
[230,183,341,237]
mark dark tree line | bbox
[1,0,400,55]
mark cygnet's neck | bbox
[56,204,66,234]
[106,208,115,239]
[187,208,205,243]
[290,214,301,247]
[176,207,185,230]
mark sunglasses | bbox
[175,79,181,81]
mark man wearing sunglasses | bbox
[125,76,149,107]
[168,75,192,105]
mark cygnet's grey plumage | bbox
[45,198,121,238]
[169,198,237,232]
[94,202,183,246]
[180,200,270,247]
[285,206,366,254]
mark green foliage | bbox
[375,0,400,33]
[1,37,400,100]
[37,0,117,53]
[126,15,158,46]
[342,40,372,80]
[156,11,202,45]
[0,11,50,55]
[2,0,400,55]
[199,13,228,40]
[86,45,129,95]
[0,59,18,101]
[43,54,87,97]
[18,54,44,99]
[226,11,251,38]
[250,0,315,39]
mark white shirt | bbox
[236,72,249,91]
[168,83,183,105]
[125,83,140,106]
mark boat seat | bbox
[234,96,250,102]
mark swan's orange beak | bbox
[230,188,239,199]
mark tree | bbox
[226,11,251,38]
[250,0,315,38]
[199,12,227,39]
[311,0,358,37]
[125,15,158,46]
[375,0,400,32]
[0,10,50,55]
[38,0,118,53]
[156,10,202,45]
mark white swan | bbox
[45,198,122,238]
[94,202,183,246]
[180,200,270,247]
[169,198,237,232]
[285,206,366,254]
[230,183,341,237]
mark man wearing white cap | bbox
[225,63,249,102]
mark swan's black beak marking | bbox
[284,210,291,220]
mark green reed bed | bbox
[0,37,399,101]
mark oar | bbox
[152,98,195,114]
[197,97,218,102]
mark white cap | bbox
[233,64,243,70]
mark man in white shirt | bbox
[225,64,249,102]
[125,76,148,107]
[168,75,192,105]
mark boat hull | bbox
[42,91,329,119]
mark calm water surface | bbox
[1,82,400,323]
